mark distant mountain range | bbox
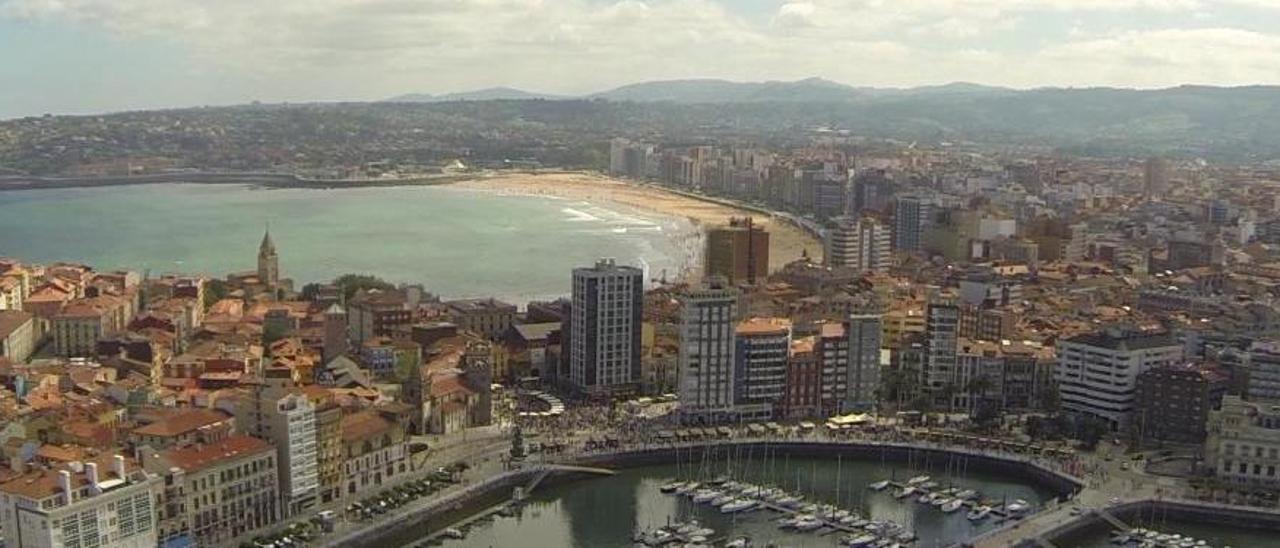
[387,86,567,103]
[385,78,1022,104]
[379,78,1280,160]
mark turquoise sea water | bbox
[0,184,695,303]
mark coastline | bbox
[0,168,824,287]
[448,171,824,271]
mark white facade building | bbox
[677,282,738,421]
[1055,328,1183,431]
[1206,395,1280,488]
[826,216,892,272]
[235,377,319,517]
[0,456,160,548]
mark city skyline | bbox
[3,0,1280,118]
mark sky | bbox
[2,0,1280,118]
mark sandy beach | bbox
[450,171,824,275]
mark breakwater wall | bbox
[1023,499,1280,547]
[337,466,610,548]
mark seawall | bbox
[332,440,1082,547]
[337,466,608,548]
[574,440,1083,499]
[1024,499,1280,547]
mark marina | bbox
[644,472,1038,547]
[397,456,1056,548]
[1107,527,1227,548]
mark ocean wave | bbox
[561,207,600,222]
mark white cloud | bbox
[1035,28,1280,87]
[1,0,1279,105]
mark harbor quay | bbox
[569,439,1084,499]
[1000,498,1280,548]
[332,435,1086,547]
[328,427,1280,548]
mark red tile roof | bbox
[161,435,272,473]
[133,408,231,438]
[340,411,395,443]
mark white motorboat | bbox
[966,506,992,521]
[793,516,824,532]
[868,480,891,491]
[955,489,978,500]
[725,537,750,548]
[711,493,736,506]
[941,499,963,513]
[777,495,803,508]
[845,534,878,547]
[660,481,684,494]
[721,499,757,513]
[893,486,916,499]
[906,475,931,485]
[932,496,950,507]
[1003,499,1031,515]
[692,490,719,504]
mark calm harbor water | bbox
[402,456,1061,548]
[0,184,695,303]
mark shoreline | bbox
[447,171,824,271]
[0,169,825,280]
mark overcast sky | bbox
[2,0,1279,118]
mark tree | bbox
[965,375,995,418]
[1040,385,1061,413]
[204,279,229,309]
[300,282,322,301]
[333,273,395,301]
[1076,415,1109,450]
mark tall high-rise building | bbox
[568,259,643,395]
[705,217,770,285]
[676,279,738,422]
[893,195,934,252]
[924,298,960,401]
[851,169,894,215]
[735,317,792,420]
[609,138,630,176]
[1143,157,1169,198]
[844,314,883,412]
[1245,341,1280,402]
[1055,327,1183,431]
[258,227,279,289]
[826,216,892,272]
